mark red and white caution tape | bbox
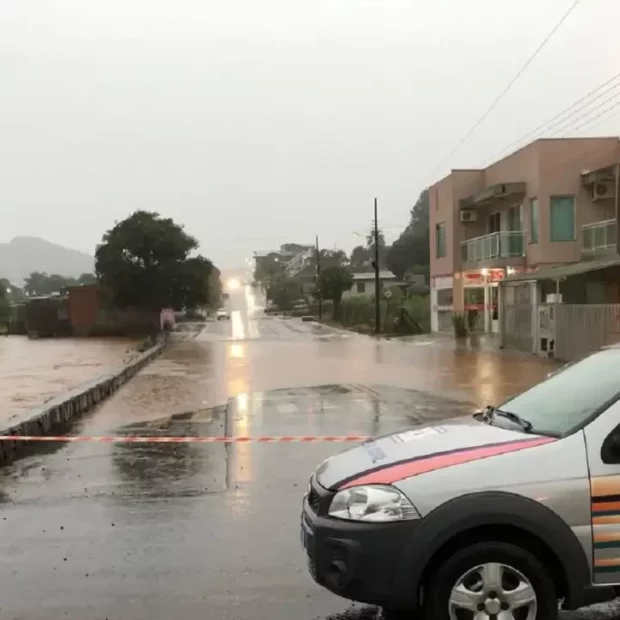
[0,434,370,444]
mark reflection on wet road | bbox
[1,286,613,620]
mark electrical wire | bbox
[421,0,582,185]
[481,72,620,166]
[554,96,620,137]
[573,102,620,136]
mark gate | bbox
[501,282,533,352]
[537,304,556,358]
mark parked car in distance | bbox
[215,308,230,320]
[301,345,620,619]
[264,303,279,315]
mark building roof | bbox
[351,270,396,280]
[503,255,620,284]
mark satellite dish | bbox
[384,290,392,299]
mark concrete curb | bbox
[0,338,166,464]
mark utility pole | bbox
[315,235,323,320]
[373,198,380,335]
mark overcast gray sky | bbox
[1,0,619,268]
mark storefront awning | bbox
[502,255,620,284]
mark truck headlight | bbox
[328,485,420,522]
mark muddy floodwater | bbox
[0,335,139,425]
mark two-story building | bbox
[429,136,620,335]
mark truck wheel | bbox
[424,541,557,620]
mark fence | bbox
[555,304,620,361]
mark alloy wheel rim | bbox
[448,562,537,620]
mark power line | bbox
[203,224,410,245]
[547,89,620,137]
[567,97,620,135]
[422,0,582,185]
[481,71,620,166]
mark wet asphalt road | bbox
[1,287,618,620]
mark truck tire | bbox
[424,541,557,620]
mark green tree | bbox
[0,278,25,303]
[77,273,98,285]
[95,210,217,311]
[280,243,309,255]
[208,265,223,308]
[306,249,348,269]
[175,256,218,310]
[253,252,284,284]
[266,276,302,310]
[365,229,388,269]
[349,245,371,270]
[317,266,353,318]
[387,189,430,279]
[23,272,75,296]
[0,286,10,328]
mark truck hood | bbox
[315,417,555,490]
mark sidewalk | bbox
[393,332,517,353]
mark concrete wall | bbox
[0,337,165,464]
[533,138,620,267]
[430,137,620,277]
[68,285,100,329]
[429,170,484,278]
[68,285,170,336]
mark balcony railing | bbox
[582,219,617,253]
[461,231,525,263]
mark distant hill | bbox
[0,237,95,285]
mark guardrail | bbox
[461,231,524,263]
[582,219,616,253]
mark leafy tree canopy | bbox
[349,245,372,270]
[317,266,353,316]
[0,285,10,324]
[280,243,310,254]
[266,275,302,310]
[254,252,285,283]
[387,189,429,280]
[365,228,388,269]
[22,271,97,296]
[0,278,26,303]
[95,210,218,310]
[307,249,348,269]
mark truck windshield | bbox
[497,349,620,437]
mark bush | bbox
[335,293,430,334]
[403,295,430,332]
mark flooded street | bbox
[0,287,614,620]
[0,336,139,426]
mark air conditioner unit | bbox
[592,180,615,201]
[460,210,478,223]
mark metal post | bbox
[315,235,323,320]
[374,198,381,334]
